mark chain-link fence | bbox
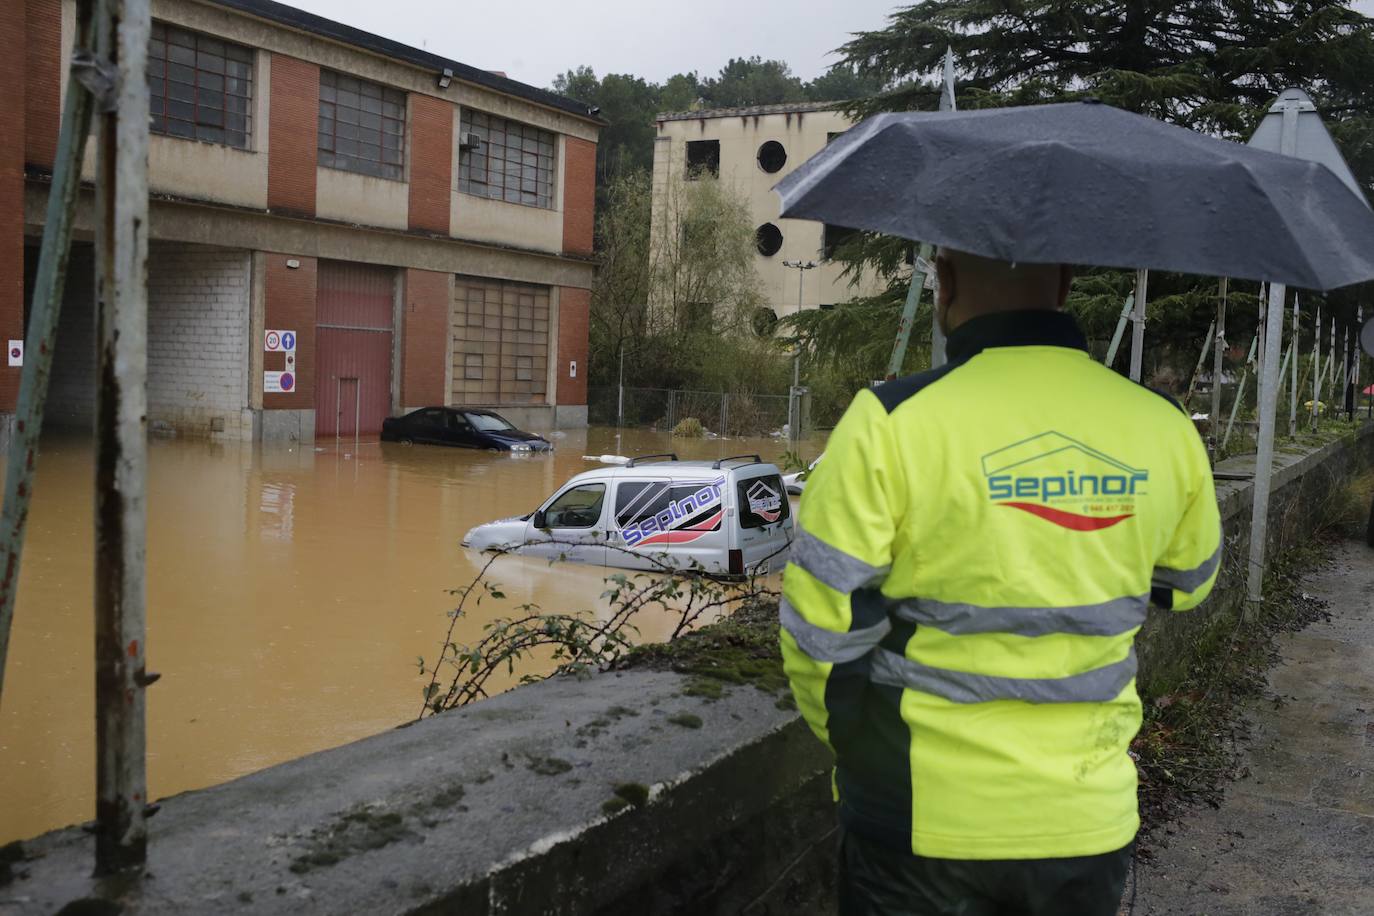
[588,386,799,438]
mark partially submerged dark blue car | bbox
[381,407,552,452]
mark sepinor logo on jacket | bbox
[981,432,1149,531]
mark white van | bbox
[461,455,794,577]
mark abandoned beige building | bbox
[650,101,882,325]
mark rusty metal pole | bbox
[0,0,99,700]
[93,0,152,873]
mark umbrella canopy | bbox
[775,101,1374,291]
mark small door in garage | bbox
[316,261,395,440]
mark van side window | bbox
[615,480,724,533]
[737,475,789,529]
[544,483,606,529]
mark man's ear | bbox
[1056,265,1074,308]
[935,254,956,312]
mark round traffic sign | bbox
[9,348,19,360]
[1361,316,1374,359]
[282,332,296,351]
[280,372,295,392]
[265,331,281,350]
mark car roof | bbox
[561,460,780,487]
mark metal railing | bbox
[588,386,804,439]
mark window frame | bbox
[542,483,607,530]
[147,21,254,149]
[317,69,407,181]
[458,109,557,210]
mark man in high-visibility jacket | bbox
[782,249,1221,915]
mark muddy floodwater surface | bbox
[0,428,820,843]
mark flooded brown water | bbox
[0,428,819,843]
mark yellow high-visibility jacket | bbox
[782,310,1221,861]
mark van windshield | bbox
[737,475,789,528]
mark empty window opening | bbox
[756,223,784,257]
[823,224,860,260]
[756,140,787,173]
[685,139,720,178]
[752,308,779,337]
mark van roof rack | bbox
[711,454,762,470]
[624,453,679,468]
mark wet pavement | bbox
[0,427,818,843]
[1132,538,1374,915]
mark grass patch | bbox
[612,782,651,807]
[667,713,703,729]
[618,600,786,701]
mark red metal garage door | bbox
[315,261,395,440]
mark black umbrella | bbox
[774,101,1374,291]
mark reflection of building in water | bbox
[258,482,296,542]
[6,0,601,446]
[649,102,886,327]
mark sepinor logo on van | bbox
[621,476,726,548]
[981,432,1148,532]
[746,479,783,523]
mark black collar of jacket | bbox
[945,310,1089,363]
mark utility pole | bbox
[1290,295,1299,437]
[1209,279,1227,463]
[782,260,816,452]
[93,0,153,873]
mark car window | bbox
[447,412,470,430]
[737,475,789,529]
[614,477,724,544]
[467,413,515,432]
[418,408,445,423]
[543,483,606,529]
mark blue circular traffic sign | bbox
[280,372,295,392]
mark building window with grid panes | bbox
[147,22,253,148]
[450,277,549,404]
[318,70,406,180]
[458,110,556,209]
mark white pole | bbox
[1104,292,1135,368]
[1289,295,1299,437]
[1209,279,1227,463]
[930,47,956,369]
[1245,97,1302,606]
[1129,269,1148,382]
[1312,304,1321,430]
[1247,280,1287,604]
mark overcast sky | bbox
[285,0,901,90]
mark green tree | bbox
[803,63,886,102]
[701,57,806,108]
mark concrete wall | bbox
[12,425,1370,915]
[315,165,409,231]
[652,107,883,318]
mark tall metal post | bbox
[928,46,956,369]
[1289,296,1299,436]
[1104,292,1135,369]
[887,245,932,378]
[783,260,815,447]
[616,345,624,427]
[0,0,99,699]
[94,0,152,873]
[1209,279,1227,463]
[1247,279,1287,605]
[1182,319,1215,411]
[1128,269,1148,382]
[1312,304,1322,429]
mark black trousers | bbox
[838,829,1133,916]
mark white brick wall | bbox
[47,241,252,439]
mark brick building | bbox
[2,0,600,442]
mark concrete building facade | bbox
[3,0,600,442]
[651,101,879,322]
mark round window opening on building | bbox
[757,140,787,173]
[756,223,784,257]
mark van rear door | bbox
[732,470,792,575]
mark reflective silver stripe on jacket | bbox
[1153,535,1223,594]
[780,598,891,665]
[889,594,1149,638]
[788,524,890,594]
[869,646,1138,704]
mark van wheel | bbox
[399,436,414,446]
